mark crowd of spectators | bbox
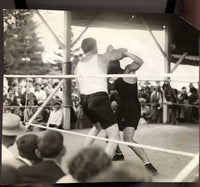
[137,81,199,125]
[2,113,151,184]
[3,78,199,132]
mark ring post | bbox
[163,22,171,124]
[63,11,72,130]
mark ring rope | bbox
[4,74,199,79]
[4,74,199,84]
[3,102,199,108]
[28,123,196,158]
[173,154,199,182]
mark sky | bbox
[33,10,199,90]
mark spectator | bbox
[150,85,163,123]
[178,87,190,122]
[2,113,26,166]
[162,81,178,124]
[139,98,152,124]
[6,87,19,106]
[138,87,148,101]
[42,79,53,97]
[11,82,22,99]
[53,82,63,100]
[60,146,112,183]
[21,84,37,106]
[189,87,199,123]
[16,134,42,167]
[1,165,21,184]
[24,98,37,122]
[18,131,66,183]
[89,161,151,182]
[20,78,35,94]
[47,100,63,129]
[34,82,47,105]
[3,98,11,113]
[144,81,151,104]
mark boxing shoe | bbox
[145,163,158,176]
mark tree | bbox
[4,10,50,75]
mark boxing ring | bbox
[3,74,199,182]
[3,10,199,182]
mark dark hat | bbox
[16,134,40,161]
[53,100,62,106]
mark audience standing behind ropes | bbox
[3,78,199,129]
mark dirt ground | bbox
[10,123,199,182]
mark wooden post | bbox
[163,23,171,124]
[62,11,72,130]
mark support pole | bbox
[27,80,63,126]
[163,23,171,124]
[140,17,168,59]
[63,11,72,130]
[35,10,65,49]
[170,52,188,73]
[71,14,99,47]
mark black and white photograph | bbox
[1,9,199,184]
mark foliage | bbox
[4,9,50,75]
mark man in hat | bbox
[2,113,26,166]
[47,100,63,128]
[34,82,47,105]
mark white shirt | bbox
[2,144,16,165]
[47,109,63,126]
[57,174,78,183]
[75,54,108,95]
[34,90,47,103]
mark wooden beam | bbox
[71,13,100,47]
[170,52,188,73]
[35,10,65,49]
[140,17,168,59]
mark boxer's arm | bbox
[100,48,127,64]
[124,52,144,71]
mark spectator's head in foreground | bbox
[81,38,97,54]
[89,161,151,182]
[1,164,21,184]
[2,113,26,148]
[16,134,42,164]
[35,130,66,163]
[68,146,112,182]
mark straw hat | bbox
[2,113,26,136]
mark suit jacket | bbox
[18,160,65,183]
